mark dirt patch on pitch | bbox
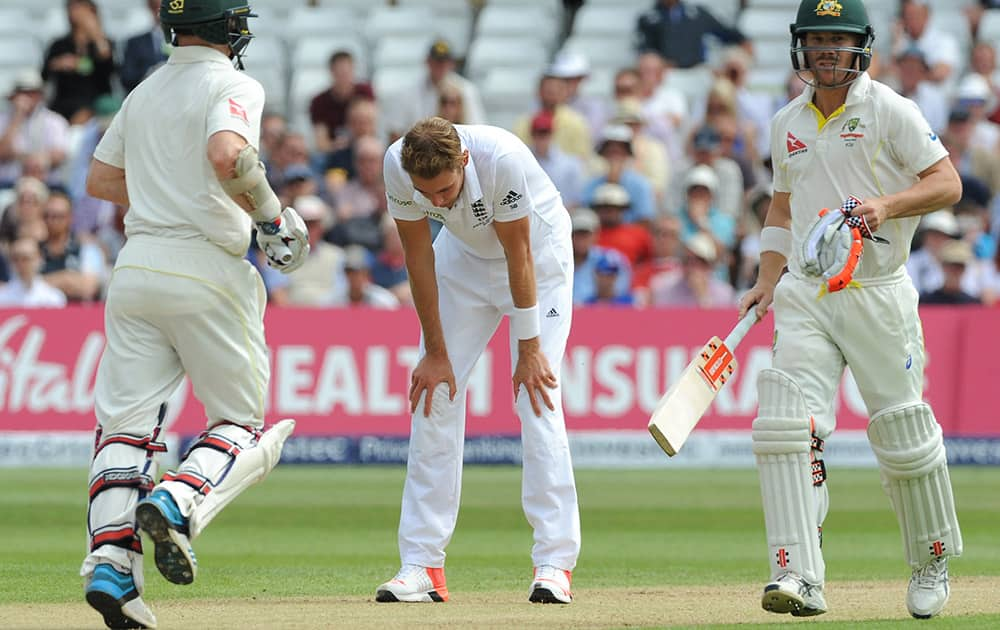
[6,576,1000,629]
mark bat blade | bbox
[648,335,738,456]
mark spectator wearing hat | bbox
[0,69,70,187]
[892,0,961,85]
[266,195,345,307]
[920,240,980,305]
[120,0,168,93]
[386,39,486,137]
[546,49,606,138]
[632,215,683,307]
[635,0,749,69]
[514,75,593,161]
[612,98,670,201]
[890,46,948,133]
[941,108,1000,196]
[278,163,319,210]
[648,233,735,308]
[584,251,636,306]
[309,50,375,155]
[591,183,653,266]
[333,244,400,309]
[582,125,655,225]
[570,207,632,304]
[953,73,1000,153]
[678,164,735,279]
[0,237,67,308]
[668,124,743,219]
[528,110,586,208]
[42,0,115,124]
[905,210,979,297]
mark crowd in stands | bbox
[1,0,999,309]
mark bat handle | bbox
[724,311,758,349]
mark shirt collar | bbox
[800,72,872,110]
[167,45,233,67]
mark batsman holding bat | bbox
[739,0,963,620]
[81,2,305,627]
[376,117,580,605]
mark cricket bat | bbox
[648,312,758,456]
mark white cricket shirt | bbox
[384,124,565,259]
[770,73,949,280]
[94,46,264,257]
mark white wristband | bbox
[760,226,792,258]
[511,305,541,341]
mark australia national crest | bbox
[815,1,842,17]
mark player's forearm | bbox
[405,248,447,356]
[756,251,787,288]
[505,243,537,308]
[85,158,129,206]
[882,162,962,220]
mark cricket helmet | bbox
[160,0,256,69]
[790,0,874,88]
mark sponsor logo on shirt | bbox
[228,98,248,125]
[423,209,446,222]
[839,117,865,147]
[388,193,414,207]
[471,198,493,228]
[499,190,523,209]
[786,132,808,157]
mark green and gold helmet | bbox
[790,0,875,88]
[160,0,256,69]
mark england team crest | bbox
[815,1,842,17]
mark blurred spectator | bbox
[309,50,374,155]
[632,214,683,307]
[0,176,49,244]
[892,0,961,85]
[0,69,69,187]
[716,47,774,161]
[781,69,810,109]
[65,94,120,235]
[906,210,979,296]
[42,0,115,124]
[259,112,287,165]
[669,125,743,219]
[892,46,948,133]
[267,195,344,307]
[920,240,980,304]
[612,98,670,201]
[546,49,607,139]
[333,245,400,308]
[370,215,411,305]
[633,52,686,159]
[635,0,748,69]
[120,0,168,93]
[570,207,631,304]
[96,203,126,267]
[387,39,485,137]
[699,78,758,178]
[711,113,758,194]
[648,232,735,307]
[592,183,653,266]
[582,125,655,225]
[330,135,386,222]
[277,164,319,210]
[980,236,1000,306]
[941,108,1000,194]
[677,165,736,277]
[39,190,104,302]
[528,111,586,209]
[954,175,996,261]
[323,98,379,183]
[967,42,1000,121]
[734,183,773,291]
[267,132,312,193]
[584,251,635,306]
[0,237,66,308]
[953,74,1000,153]
[967,1,1000,43]
[514,75,593,161]
[436,79,467,124]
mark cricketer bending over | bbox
[739,0,963,620]
[80,1,307,627]
[375,117,580,604]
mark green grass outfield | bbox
[2,466,998,628]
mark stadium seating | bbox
[465,36,549,82]
[475,5,559,52]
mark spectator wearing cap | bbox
[678,165,735,279]
[39,190,106,302]
[648,232,735,307]
[905,210,979,297]
[0,237,67,308]
[953,74,1000,153]
[42,0,115,124]
[668,124,743,220]
[941,108,1000,196]
[632,215,683,307]
[635,0,749,69]
[322,98,379,183]
[891,46,948,133]
[570,207,632,304]
[265,195,345,307]
[528,110,586,209]
[546,49,607,139]
[592,183,653,266]
[582,125,655,225]
[0,69,70,187]
[278,163,319,210]
[120,0,168,93]
[584,251,636,306]
[613,98,670,201]
[333,244,400,309]
[920,240,980,305]
[514,75,593,161]
[892,0,961,85]
[309,50,375,155]
[387,39,486,137]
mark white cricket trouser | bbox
[398,216,581,571]
[82,234,269,577]
[771,270,926,438]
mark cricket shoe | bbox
[907,557,950,619]
[135,489,197,585]
[85,563,157,629]
[761,572,827,616]
[375,565,449,602]
[529,565,573,604]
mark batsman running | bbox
[80,2,307,627]
[375,117,580,605]
[739,0,963,620]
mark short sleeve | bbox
[383,148,424,221]
[887,96,949,176]
[206,77,265,148]
[492,152,533,223]
[93,106,126,169]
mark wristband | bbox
[760,226,792,258]
[511,304,541,341]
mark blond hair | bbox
[400,117,464,179]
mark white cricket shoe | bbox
[529,565,573,604]
[907,557,950,619]
[761,572,827,617]
[375,564,449,602]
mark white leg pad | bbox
[868,404,962,568]
[753,369,825,585]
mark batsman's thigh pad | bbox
[868,403,962,567]
[753,369,825,585]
